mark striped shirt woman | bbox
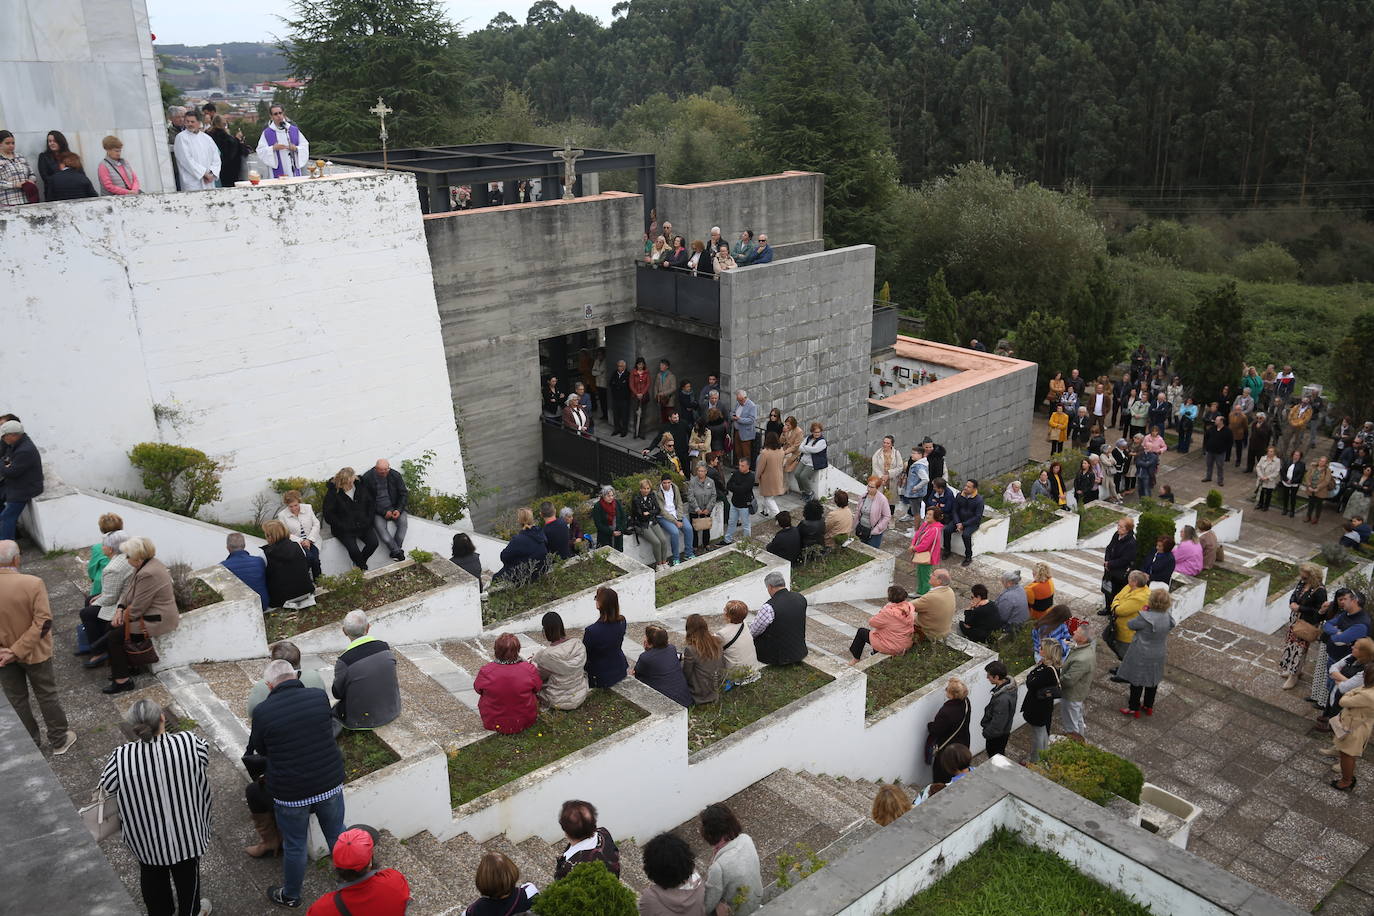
[99,700,213,916]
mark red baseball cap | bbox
[332,827,375,870]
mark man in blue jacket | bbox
[739,233,773,266]
[222,532,269,611]
[945,479,985,567]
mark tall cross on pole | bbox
[370,97,394,170]
[555,138,584,200]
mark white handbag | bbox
[80,787,121,842]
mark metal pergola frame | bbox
[330,141,657,222]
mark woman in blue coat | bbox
[583,587,629,688]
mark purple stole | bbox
[263,123,302,177]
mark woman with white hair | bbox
[102,537,180,694]
[78,529,134,669]
[99,698,212,916]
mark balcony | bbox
[635,262,721,324]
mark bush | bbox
[1134,510,1175,566]
[269,476,330,515]
[127,443,225,518]
[1232,241,1300,283]
[846,449,873,481]
[531,861,636,916]
[1205,489,1224,510]
[1031,740,1143,805]
[400,450,469,524]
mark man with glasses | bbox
[740,233,773,266]
[256,105,310,178]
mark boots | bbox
[1282,673,1300,690]
[245,811,282,858]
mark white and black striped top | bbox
[99,731,212,865]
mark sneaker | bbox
[199,900,213,915]
[391,550,405,561]
[51,730,77,756]
[267,887,301,908]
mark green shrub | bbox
[269,476,330,515]
[1205,488,1224,510]
[846,449,873,481]
[531,861,636,916]
[400,449,469,524]
[1232,240,1300,283]
[1031,740,1143,805]
[316,568,366,608]
[407,548,435,565]
[1134,510,1175,566]
[127,442,225,518]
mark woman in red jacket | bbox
[474,634,542,734]
[629,357,651,439]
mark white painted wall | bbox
[479,549,657,634]
[951,510,1009,557]
[1004,509,1081,553]
[1170,576,1207,624]
[149,565,266,671]
[3,172,467,522]
[1203,567,1276,634]
[0,0,174,194]
[799,541,895,605]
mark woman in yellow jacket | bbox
[1047,404,1069,455]
[1106,570,1151,663]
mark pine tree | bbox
[923,269,960,345]
[1012,310,1078,396]
[1175,282,1244,406]
[1330,310,1374,424]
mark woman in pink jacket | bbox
[910,505,944,594]
[848,585,916,664]
[96,135,141,195]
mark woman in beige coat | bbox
[1330,670,1374,791]
[780,416,803,475]
[755,431,786,517]
[102,537,179,694]
[532,611,588,710]
[1303,456,1336,525]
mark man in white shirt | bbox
[256,104,310,179]
[173,110,221,191]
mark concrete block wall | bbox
[0,0,174,193]
[656,171,824,249]
[2,172,467,521]
[870,361,1038,483]
[423,193,643,523]
[719,246,876,459]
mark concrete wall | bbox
[656,171,824,248]
[423,192,643,523]
[2,172,467,521]
[0,0,173,194]
[719,246,876,464]
[869,338,1038,485]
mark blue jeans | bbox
[275,790,346,900]
[865,531,884,549]
[657,517,692,562]
[0,499,28,541]
[725,505,752,543]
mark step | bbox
[761,770,868,834]
[408,831,481,903]
[395,643,480,712]
[794,770,875,818]
[375,831,468,916]
[480,834,556,891]
[157,666,251,778]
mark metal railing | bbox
[635,262,721,324]
[541,421,659,488]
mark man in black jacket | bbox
[1202,415,1234,486]
[921,437,947,482]
[360,459,409,561]
[333,611,401,730]
[247,659,347,908]
[609,359,631,436]
[750,572,808,665]
[724,458,756,545]
[0,419,42,542]
[945,479,984,567]
[765,510,802,563]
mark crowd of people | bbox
[640,214,776,276]
[1,103,312,206]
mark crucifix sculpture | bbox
[369,97,393,170]
[555,138,584,200]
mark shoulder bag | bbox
[1036,666,1063,700]
[123,614,159,667]
[1291,618,1321,643]
[80,786,121,842]
[925,699,970,765]
[855,497,873,541]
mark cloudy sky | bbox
[146,0,620,45]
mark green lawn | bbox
[988,626,1036,674]
[1254,558,1298,599]
[656,550,764,605]
[1008,503,1065,541]
[447,689,647,807]
[864,640,969,715]
[1079,504,1123,538]
[266,565,442,641]
[889,828,1155,915]
[792,546,874,592]
[338,729,400,782]
[687,663,833,752]
[1311,550,1357,582]
[1196,566,1251,604]
[483,553,623,626]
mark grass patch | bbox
[447,689,646,807]
[222,520,266,538]
[1254,558,1298,599]
[792,546,873,592]
[1008,502,1065,542]
[1196,566,1251,604]
[1198,504,1230,524]
[890,828,1154,915]
[482,553,623,627]
[656,550,764,605]
[1311,550,1356,581]
[688,663,833,752]
[1134,496,1181,519]
[266,564,442,641]
[183,579,222,611]
[864,640,968,715]
[339,729,400,782]
[988,625,1036,674]
[1079,504,1123,537]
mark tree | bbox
[744,0,897,248]
[1175,282,1245,406]
[1011,310,1078,397]
[160,80,184,108]
[281,0,475,152]
[922,269,959,345]
[1330,310,1374,424]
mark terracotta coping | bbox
[869,336,1035,411]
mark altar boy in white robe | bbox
[173,110,221,191]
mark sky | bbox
[146,0,620,45]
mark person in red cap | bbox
[307,824,411,915]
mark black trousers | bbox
[1128,684,1158,711]
[985,734,1009,759]
[1306,495,1325,522]
[611,394,630,434]
[139,857,202,916]
[1258,487,1274,510]
[849,627,872,660]
[1280,485,1300,515]
[338,527,379,568]
[79,602,110,652]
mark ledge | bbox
[150,565,266,672]
[481,548,655,634]
[798,540,894,604]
